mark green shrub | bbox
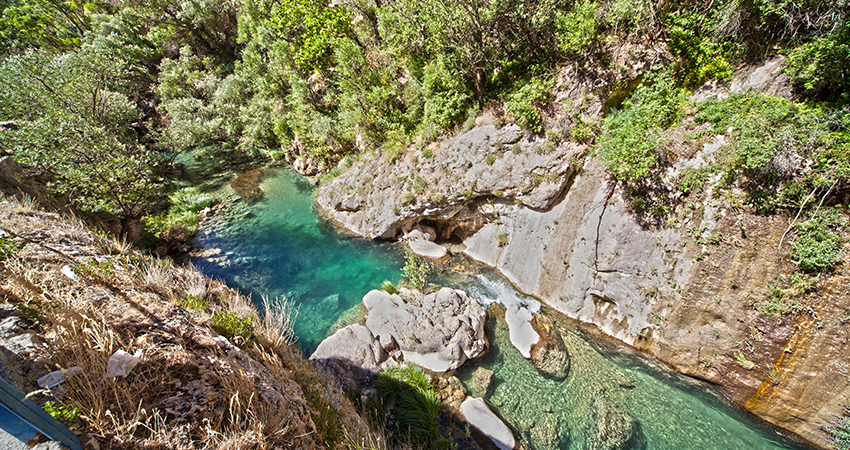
[793,208,846,272]
[555,1,599,54]
[43,401,81,424]
[678,167,709,195]
[181,295,208,312]
[757,273,815,316]
[170,187,213,213]
[504,77,552,134]
[211,311,254,346]
[785,18,850,101]
[665,12,732,87]
[73,259,116,283]
[0,236,23,259]
[402,251,432,291]
[597,71,688,180]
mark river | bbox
[184,152,809,450]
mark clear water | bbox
[186,152,810,450]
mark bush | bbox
[597,71,688,180]
[678,167,709,195]
[402,251,432,291]
[785,18,850,101]
[504,77,552,134]
[665,12,732,87]
[555,1,599,54]
[211,311,254,346]
[380,279,398,294]
[793,208,846,272]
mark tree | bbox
[0,48,163,234]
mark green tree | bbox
[0,48,162,233]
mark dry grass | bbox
[257,295,298,349]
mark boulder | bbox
[364,288,487,372]
[309,324,388,373]
[472,367,495,397]
[531,413,564,449]
[406,230,448,259]
[582,396,637,450]
[504,305,539,358]
[528,315,570,379]
[460,397,516,450]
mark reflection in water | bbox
[187,153,807,450]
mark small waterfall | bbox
[463,273,541,313]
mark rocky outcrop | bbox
[311,287,487,373]
[582,396,637,450]
[528,315,570,380]
[317,123,584,239]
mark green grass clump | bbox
[142,187,213,241]
[380,280,398,294]
[0,236,22,260]
[73,259,116,283]
[504,77,552,134]
[181,295,208,312]
[374,364,449,449]
[827,404,850,450]
[211,311,254,346]
[170,187,213,213]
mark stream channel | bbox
[183,151,810,450]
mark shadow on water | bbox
[184,151,813,450]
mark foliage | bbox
[597,71,688,180]
[374,364,449,449]
[678,167,709,195]
[0,236,23,259]
[74,259,117,283]
[181,294,208,312]
[142,187,211,240]
[402,251,432,291]
[665,11,732,87]
[380,280,398,295]
[757,272,815,316]
[504,77,552,133]
[827,403,850,450]
[211,311,254,346]
[43,400,81,424]
[0,48,161,223]
[555,1,599,55]
[793,208,846,272]
[786,17,850,101]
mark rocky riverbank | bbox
[314,55,849,448]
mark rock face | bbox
[460,397,516,450]
[311,287,487,373]
[582,396,637,450]
[528,315,570,380]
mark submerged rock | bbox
[433,374,468,410]
[528,315,570,380]
[583,396,637,450]
[472,367,495,397]
[531,413,564,449]
[460,397,516,450]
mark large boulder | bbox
[582,396,637,450]
[364,288,487,372]
[528,315,570,379]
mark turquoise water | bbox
[183,153,403,352]
[186,154,810,450]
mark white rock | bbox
[460,397,516,450]
[407,236,448,259]
[309,324,388,372]
[504,305,539,358]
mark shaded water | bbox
[187,153,809,450]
